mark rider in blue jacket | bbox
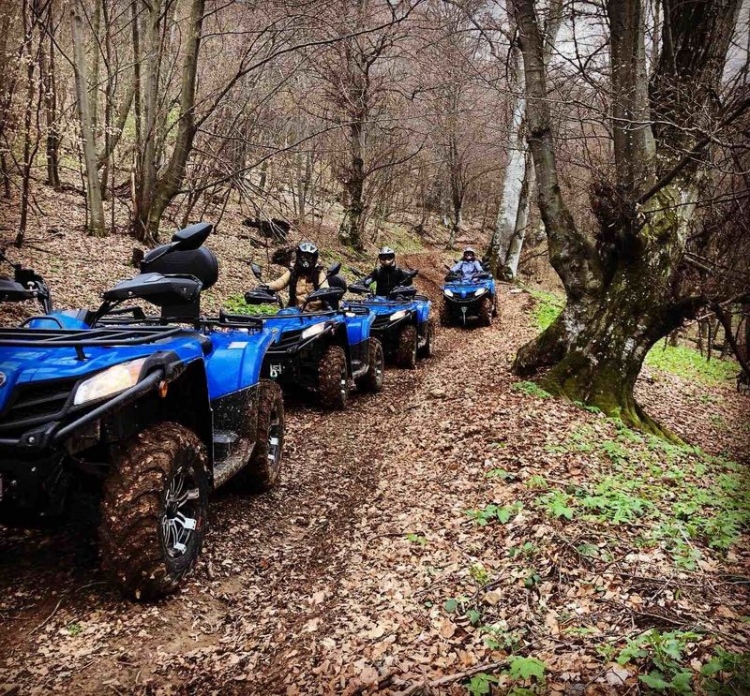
[451,247,483,280]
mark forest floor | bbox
[0,198,749,695]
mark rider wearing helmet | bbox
[362,247,413,297]
[450,246,483,280]
[266,241,329,309]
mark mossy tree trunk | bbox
[509,0,740,434]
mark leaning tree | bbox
[509,0,747,435]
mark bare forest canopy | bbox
[0,0,748,426]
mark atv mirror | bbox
[348,282,372,295]
[390,285,417,298]
[405,269,418,280]
[303,286,345,310]
[244,288,280,307]
[326,262,342,278]
[443,263,452,271]
[0,278,34,303]
[250,263,263,280]
[348,266,364,278]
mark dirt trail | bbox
[0,256,503,694]
[2,265,749,695]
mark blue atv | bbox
[243,265,384,410]
[440,266,497,327]
[0,223,285,600]
[348,270,435,368]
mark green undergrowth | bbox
[646,343,738,386]
[450,417,750,694]
[525,287,564,331]
[223,294,279,316]
[534,420,750,569]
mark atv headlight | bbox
[389,310,408,322]
[443,289,454,297]
[301,323,326,340]
[473,288,487,296]
[74,358,147,406]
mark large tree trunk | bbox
[509,0,739,436]
[71,0,106,237]
[487,45,526,273]
[487,0,562,277]
[339,118,366,250]
[503,150,534,279]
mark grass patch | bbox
[525,288,564,330]
[512,381,552,399]
[646,343,737,385]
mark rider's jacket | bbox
[450,260,483,280]
[267,266,329,309]
[363,265,412,297]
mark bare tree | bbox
[71,0,105,236]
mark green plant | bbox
[700,648,750,694]
[508,542,537,559]
[536,491,575,520]
[467,673,499,695]
[67,622,82,637]
[405,533,427,546]
[506,656,546,682]
[615,630,700,694]
[224,293,279,316]
[444,596,471,614]
[469,563,490,586]
[482,624,525,652]
[511,381,551,399]
[466,502,523,526]
[526,475,547,489]
[486,467,513,480]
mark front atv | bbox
[244,268,385,410]
[348,272,435,368]
[440,271,497,327]
[0,223,286,600]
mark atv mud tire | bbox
[418,317,436,359]
[356,338,385,393]
[395,325,418,369]
[318,344,349,410]
[479,296,493,327]
[233,379,285,493]
[440,301,452,327]
[100,422,209,601]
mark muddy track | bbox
[0,256,491,695]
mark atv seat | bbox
[103,273,202,307]
[100,223,219,324]
[141,244,218,291]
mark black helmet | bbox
[378,246,395,266]
[462,246,476,261]
[295,241,318,272]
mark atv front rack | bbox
[0,325,189,360]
